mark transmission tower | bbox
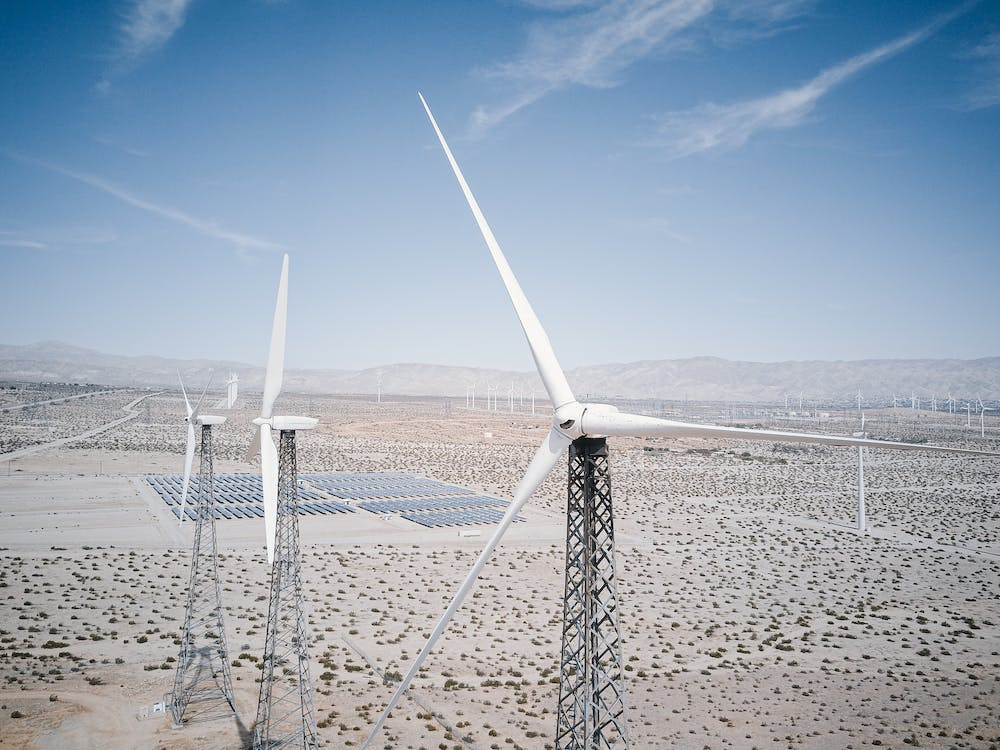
[251,430,318,750]
[169,421,237,725]
[556,437,628,750]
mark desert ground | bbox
[1,384,998,749]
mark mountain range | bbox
[1,341,997,404]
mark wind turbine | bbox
[853,413,867,533]
[246,255,318,564]
[856,386,863,411]
[246,254,320,749]
[362,93,1000,750]
[980,401,991,438]
[223,372,238,409]
[212,372,239,410]
[178,375,214,525]
[170,374,236,725]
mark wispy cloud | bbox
[5,151,281,253]
[0,226,118,252]
[93,134,150,158]
[470,0,816,133]
[710,0,816,46]
[471,0,715,133]
[960,31,1000,110]
[119,0,193,61]
[0,233,47,250]
[97,0,193,88]
[653,5,970,157]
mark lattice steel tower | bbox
[251,429,318,749]
[170,419,237,725]
[556,437,628,750]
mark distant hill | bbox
[1,341,997,404]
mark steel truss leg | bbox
[170,424,237,725]
[556,436,629,750]
[251,430,318,750]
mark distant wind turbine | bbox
[244,254,318,563]
[853,413,867,533]
[178,373,214,525]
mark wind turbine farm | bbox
[0,383,998,749]
[3,2,1000,749]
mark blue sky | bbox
[2,0,998,371]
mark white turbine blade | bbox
[260,423,278,564]
[418,93,575,412]
[245,426,262,462]
[361,425,572,749]
[191,372,214,421]
[179,421,196,525]
[178,373,192,418]
[261,254,289,420]
[581,410,1000,457]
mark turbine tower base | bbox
[556,436,629,750]
[170,424,237,726]
[251,430,318,750]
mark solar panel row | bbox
[168,501,353,522]
[331,486,473,500]
[401,508,525,527]
[358,496,505,513]
[299,472,466,492]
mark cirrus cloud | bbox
[653,4,973,157]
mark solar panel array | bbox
[298,473,525,527]
[146,471,526,528]
[145,474,354,522]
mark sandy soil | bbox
[1,387,998,749]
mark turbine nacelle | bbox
[555,402,621,440]
[253,415,318,432]
[197,414,227,426]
